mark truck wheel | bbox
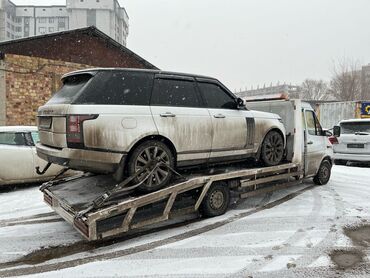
[261,130,284,166]
[313,160,331,185]
[127,140,175,193]
[334,159,347,166]
[200,182,230,217]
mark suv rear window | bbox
[341,122,370,134]
[47,74,93,104]
[74,71,153,105]
[47,71,154,106]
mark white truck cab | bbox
[247,98,333,183]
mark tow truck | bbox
[40,98,333,241]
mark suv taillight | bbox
[67,115,98,148]
[328,136,338,145]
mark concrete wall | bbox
[0,60,5,125]
[68,9,87,29]
[3,54,90,126]
[67,0,114,10]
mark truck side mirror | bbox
[322,129,332,137]
[333,126,341,137]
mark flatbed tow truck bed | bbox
[42,162,301,241]
[40,99,332,241]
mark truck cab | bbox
[246,97,333,183]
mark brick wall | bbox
[4,54,91,126]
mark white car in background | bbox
[0,126,69,186]
[332,119,370,165]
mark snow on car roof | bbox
[62,68,218,81]
[0,126,37,132]
[339,118,370,123]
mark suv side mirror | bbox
[333,126,341,137]
[236,98,245,108]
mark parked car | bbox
[36,68,286,192]
[331,119,370,165]
[0,126,69,186]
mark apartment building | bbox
[0,0,128,45]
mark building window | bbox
[39,27,46,34]
[87,10,96,26]
[7,22,10,28]
[15,17,22,23]
[58,17,66,28]
[16,27,22,32]
[39,18,46,23]
[6,32,10,38]
[49,18,54,23]
[49,27,54,32]
[24,8,27,11]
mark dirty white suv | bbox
[37,68,286,192]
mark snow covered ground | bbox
[0,165,369,277]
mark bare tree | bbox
[301,79,330,100]
[329,58,362,101]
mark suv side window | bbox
[75,71,153,105]
[151,78,201,107]
[31,132,40,144]
[197,82,237,109]
[305,110,323,136]
[0,132,26,146]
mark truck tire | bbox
[334,159,347,166]
[261,130,285,166]
[127,140,175,193]
[313,160,331,185]
[200,182,230,217]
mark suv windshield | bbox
[47,74,93,104]
[341,121,370,134]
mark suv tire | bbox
[261,130,285,166]
[127,140,175,192]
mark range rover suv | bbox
[37,68,286,192]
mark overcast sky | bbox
[13,0,370,91]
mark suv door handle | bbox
[160,112,176,118]
[307,141,313,145]
[213,114,226,119]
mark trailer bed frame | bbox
[42,162,302,241]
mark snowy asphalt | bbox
[0,165,369,277]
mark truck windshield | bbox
[341,122,370,134]
[46,74,93,104]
